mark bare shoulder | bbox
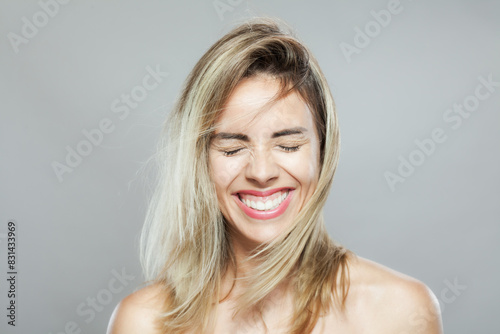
[344,255,443,333]
[106,282,166,334]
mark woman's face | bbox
[209,75,321,247]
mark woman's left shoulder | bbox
[342,255,443,333]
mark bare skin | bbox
[107,76,442,333]
[107,255,443,334]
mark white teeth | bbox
[240,190,289,211]
[272,198,278,208]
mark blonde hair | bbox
[140,17,351,333]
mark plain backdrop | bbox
[1,0,499,333]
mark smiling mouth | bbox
[237,190,290,211]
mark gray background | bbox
[0,0,498,333]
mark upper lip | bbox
[233,187,292,197]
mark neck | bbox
[220,234,292,303]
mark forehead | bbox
[215,76,315,134]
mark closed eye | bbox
[279,145,300,152]
[223,148,244,156]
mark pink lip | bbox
[235,187,290,197]
[232,188,294,220]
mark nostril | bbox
[245,159,280,184]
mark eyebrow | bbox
[213,132,250,141]
[213,127,307,142]
[271,127,307,138]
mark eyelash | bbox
[280,145,300,152]
[223,148,243,156]
[222,145,300,156]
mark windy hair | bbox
[140,17,350,333]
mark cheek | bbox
[291,159,319,188]
[209,153,244,193]
[280,146,320,182]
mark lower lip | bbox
[233,190,294,220]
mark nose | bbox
[245,149,279,186]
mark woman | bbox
[107,18,443,333]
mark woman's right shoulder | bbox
[106,282,167,334]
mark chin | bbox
[224,199,297,247]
